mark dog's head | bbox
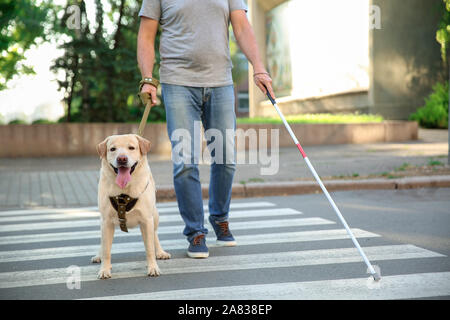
[96,134,151,189]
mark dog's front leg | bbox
[97,221,115,279]
[140,219,160,277]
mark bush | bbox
[32,119,54,124]
[237,113,383,124]
[409,81,449,129]
[8,119,27,125]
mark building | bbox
[246,0,446,120]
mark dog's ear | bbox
[96,137,108,159]
[136,135,151,155]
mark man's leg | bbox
[162,84,208,244]
[202,85,237,246]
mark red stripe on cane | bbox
[296,143,306,158]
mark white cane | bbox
[264,86,381,281]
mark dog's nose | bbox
[117,155,128,165]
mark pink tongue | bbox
[116,167,131,189]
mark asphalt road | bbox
[0,188,449,300]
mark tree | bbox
[436,0,450,66]
[0,0,50,90]
[50,0,165,123]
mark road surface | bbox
[0,188,449,300]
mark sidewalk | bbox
[1,129,448,209]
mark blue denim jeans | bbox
[162,84,236,238]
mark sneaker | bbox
[208,215,237,247]
[187,233,209,258]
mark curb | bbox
[155,175,450,202]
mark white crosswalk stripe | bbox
[0,208,301,232]
[0,200,448,300]
[85,272,450,300]
[0,217,333,245]
[0,201,275,218]
[0,228,379,263]
[0,245,442,289]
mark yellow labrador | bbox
[91,134,170,279]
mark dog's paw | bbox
[91,256,101,263]
[97,268,112,279]
[147,265,161,277]
[156,250,171,260]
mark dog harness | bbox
[109,194,138,232]
[109,180,150,233]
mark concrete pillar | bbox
[369,0,446,119]
[248,0,287,117]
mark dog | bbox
[91,134,170,279]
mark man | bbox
[137,0,275,258]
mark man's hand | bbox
[140,83,158,106]
[253,72,276,100]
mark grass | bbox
[239,177,265,184]
[394,163,410,172]
[236,113,384,125]
[428,159,444,166]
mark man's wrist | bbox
[139,77,160,91]
[253,71,270,77]
[141,83,156,90]
[252,63,267,73]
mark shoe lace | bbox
[192,234,205,246]
[217,221,230,236]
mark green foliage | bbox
[409,81,449,129]
[32,118,54,124]
[428,159,444,166]
[8,119,27,124]
[0,0,51,90]
[394,163,410,172]
[4,0,245,123]
[49,0,165,123]
[436,0,450,63]
[237,113,384,124]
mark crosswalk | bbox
[0,200,449,299]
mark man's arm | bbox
[137,17,159,105]
[230,10,275,99]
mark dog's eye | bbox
[129,146,135,150]
[110,147,116,152]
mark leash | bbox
[137,92,153,137]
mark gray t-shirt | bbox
[139,0,247,87]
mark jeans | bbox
[162,84,236,238]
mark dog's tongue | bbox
[116,167,131,189]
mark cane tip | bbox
[372,273,381,282]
